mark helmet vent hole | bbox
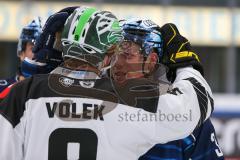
[62,41,71,46]
[126,29,146,37]
[83,46,93,52]
[103,24,108,28]
[82,29,86,37]
[72,27,76,35]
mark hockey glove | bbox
[32,6,78,71]
[21,57,52,77]
[160,23,204,79]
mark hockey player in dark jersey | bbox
[114,20,224,160]
[0,18,42,99]
[0,7,214,160]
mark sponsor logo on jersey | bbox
[79,80,95,88]
[0,80,8,86]
[59,77,74,87]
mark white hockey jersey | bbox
[0,66,213,160]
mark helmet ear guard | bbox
[62,41,103,68]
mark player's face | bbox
[19,42,34,61]
[111,41,145,84]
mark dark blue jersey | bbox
[139,119,224,160]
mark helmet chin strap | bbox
[142,56,150,77]
[141,53,158,78]
[99,65,111,77]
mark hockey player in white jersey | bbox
[0,7,213,160]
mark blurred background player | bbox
[0,18,42,99]
[0,6,74,100]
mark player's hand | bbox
[32,6,78,71]
[160,23,203,78]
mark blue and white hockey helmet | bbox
[121,19,163,60]
[17,17,42,56]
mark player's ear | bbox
[144,52,158,73]
[18,52,25,61]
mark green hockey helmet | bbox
[61,7,123,68]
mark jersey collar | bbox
[50,67,101,80]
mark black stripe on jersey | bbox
[0,74,119,127]
[184,77,213,127]
[207,91,214,114]
[0,73,161,127]
[48,74,119,104]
